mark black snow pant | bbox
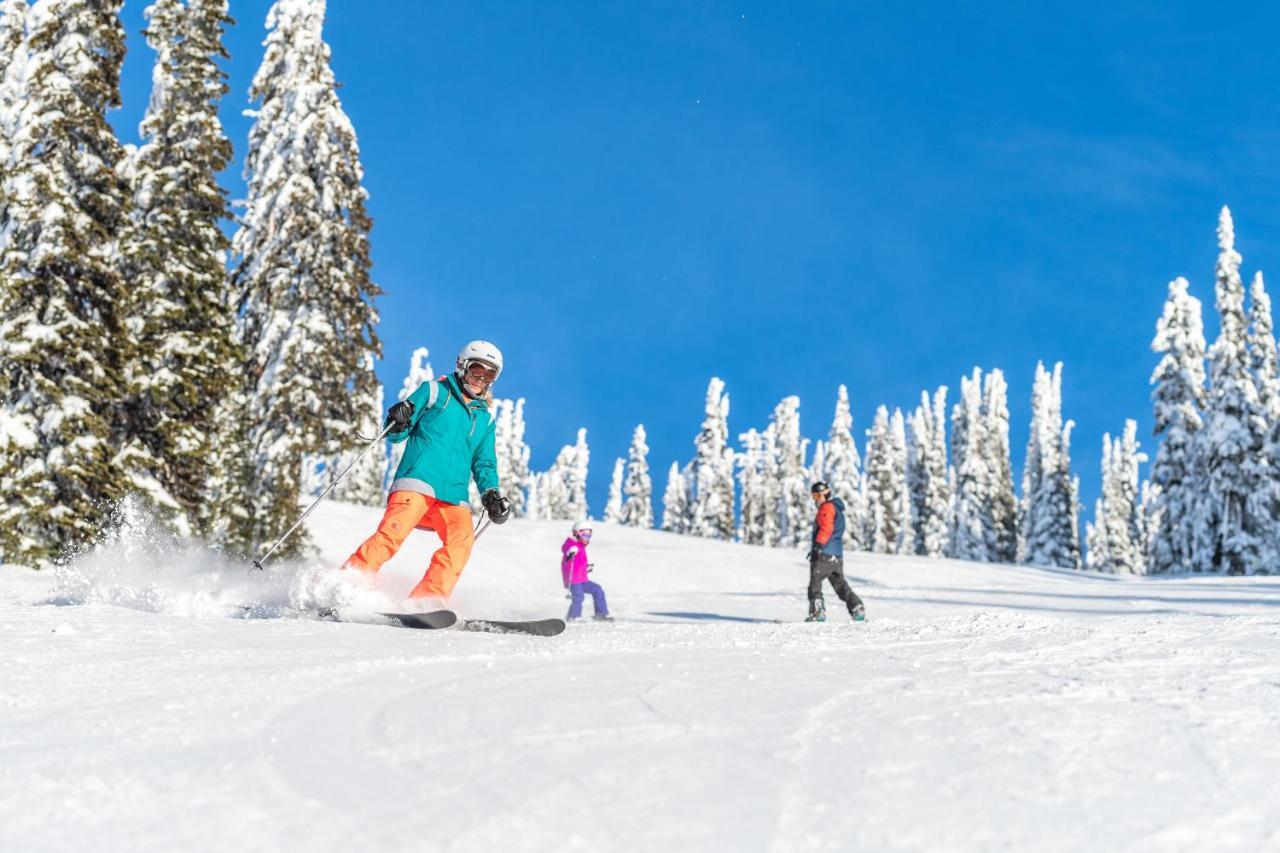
[808,555,863,613]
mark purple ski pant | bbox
[567,581,608,619]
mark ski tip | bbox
[382,610,459,630]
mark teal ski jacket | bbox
[387,373,499,506]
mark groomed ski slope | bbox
[3,500,1280,853]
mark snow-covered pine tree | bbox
[1148,279,1206,574]
[947,369,996,562]
[525,470,545,520]
[1246,271,1280,565]
[769,396,810,548]
[889,408,915,554]
[983,370,1017,563]
[687,378,735,540]
[661,461,688,533]
[1196,207,1267,574]
[619,424,653,528]
[863,406,909,554]
[1085,421,1148,574]
[0,0,28,193]
[492,397,531,518]
[1019,362,1081,569]
[386,347,434,484]
[229,0,381,555]
[603,457,624,523]
[568,428,589,520]
[824,385,866,550]
[0,0,129,564]
[908,387,950,557]
[737,429,764,544]
[330,358,387,506]
[809,439,827,487]
[115,0,237,534]
[1249,272,1280,421]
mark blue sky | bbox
[114,1,1280,515]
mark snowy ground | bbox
[3,502,1280,852]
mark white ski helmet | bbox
[456,340,503,382]
[572,519,593,535]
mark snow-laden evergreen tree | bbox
[540,440,578,521]
[568,428,589,520]
[525,470,545,520]
[0,0,29,190]
[1085,421,1148,574]
[737,429,765,544]
[824,384,866,549]
[908,387,950,557]
[685,378,735,540]
[947,369,996,561]
[115,0,237,534]
[0,0,128,564]
[1195,207,1267,574]
[330,360,387,506]
[603,458,624,523]
[983,370,1017,563]
[1019,362,1081,569]
[1249,272,1280,421]
[1246,271,1280,565]
[386,347,434,483]
[661,461,688,533]
[769,396,810,547]
[619,424,653,528]
[1148,279,1206,574]
[809,439,827,486]
[889,409,915,554]
[864,406,911,553]
[229,0,381,555]
[493,397,531,518]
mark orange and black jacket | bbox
[811,497,846,559]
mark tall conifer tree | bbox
[0,0,128,564]
[620,424,653,528]
[119,0,238,533]
[1149,279,1206,574]
[1197,207,1266,574]
[229,0,381,554]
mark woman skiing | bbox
[562,520,612,621]
[343,340,511,603]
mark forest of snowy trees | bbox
[537,206,1280,577]
[0,3,1275,576]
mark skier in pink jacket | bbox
[562,520,612,621]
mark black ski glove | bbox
[481,489,510,524]
[806,547,818,563]
[587,563,594,574]
[385,400,415,431]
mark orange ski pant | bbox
[345,491,476,600]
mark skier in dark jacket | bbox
[806,481,866,622]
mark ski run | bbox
[3,499,1280,852]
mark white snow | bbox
[3,501,1280,851]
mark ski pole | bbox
[252,422,396,572]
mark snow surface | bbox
[4,501,1280,852]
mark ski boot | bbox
[849,602,866,622]
[805,598,827,623]
[593,614,615,622]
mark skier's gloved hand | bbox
[806,547,818,563]
[587,563,594,574]
[481,489,510,524]
[385,400,415,431]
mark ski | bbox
[382,610,459,630]
[459,617,566,637]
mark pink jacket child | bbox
[561,520,611,621]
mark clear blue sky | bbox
[113,1,1280,515]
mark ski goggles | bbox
[575,530,593,540]
[462,360,499,382]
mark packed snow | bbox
[3,500,1280,852]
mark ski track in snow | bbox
[4,502,1280,852]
